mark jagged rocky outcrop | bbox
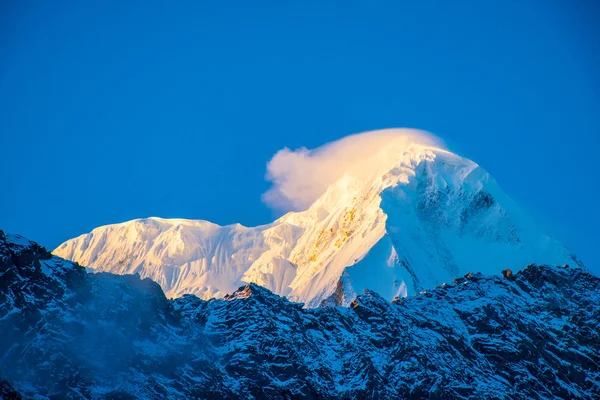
[1,230,598,399]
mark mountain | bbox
[54,142,583,307]
[2,230,599,399]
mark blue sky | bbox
[1,1,599,271]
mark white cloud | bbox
[262,128,444,212]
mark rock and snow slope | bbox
[2,231,599,399]
[54,132,583,306]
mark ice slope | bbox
[54,142,582,306]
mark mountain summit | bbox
[54,131,582,306]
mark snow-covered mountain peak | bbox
[54,139,582,307]
[279,145,500,306]
[298,143,481,216]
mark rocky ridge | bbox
[1,230,598,399]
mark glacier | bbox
[54,131,583,307]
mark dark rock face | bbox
[1,230,598,399]
[502,268,514,279]
[0,380,22,400]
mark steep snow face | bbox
[54,143,582,306]
[340,150,583,306]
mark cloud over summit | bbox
[262,128,444,212]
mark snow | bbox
[5,233,33,248]
[40,261,53,277]
[262,128,443,211]
[53,132,582,307]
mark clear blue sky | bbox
[1,1,598,271]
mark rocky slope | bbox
[2,230,598,399]
[54,136,582,307]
